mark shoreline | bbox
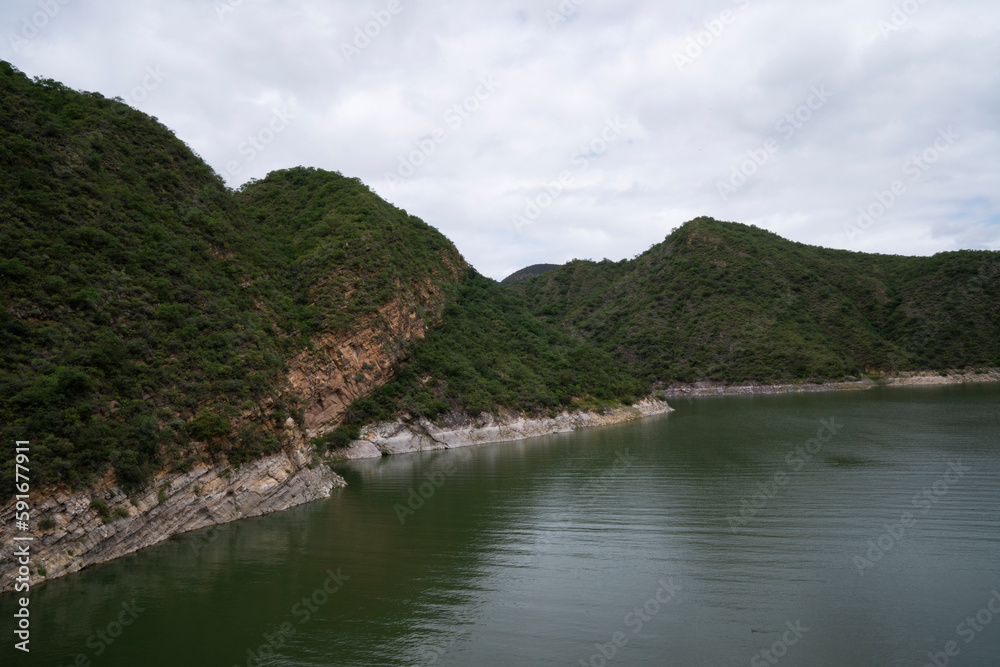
[329,397,675,460]
[0,440,343,594]
[4,368,996,593]
[658,368,1000,399]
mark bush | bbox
[187,410,231,440]
[90,499,110,520]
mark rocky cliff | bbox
[0,435,341,593]
[0,269,463,593]
[289,278,456,438]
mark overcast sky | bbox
[3,0,999,280]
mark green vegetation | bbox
[90,499,110,522]
[2,63,997,502]
[510,217,1000,383]
[499,263,561,286]
[0,63,637,499]
[0,62,462,499]
[317,270,646,452]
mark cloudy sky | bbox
[3,0,999,280]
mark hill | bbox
[500,263,561,286]
[509,217,1000,384]
[0,62,642,500]
[3,60,998,503]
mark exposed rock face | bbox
[0,438,341,593]
[333,398,675,458]
[0,269,464,593]
[288,275,460,437]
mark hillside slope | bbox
[0,62,645,503]
[510,217,1000,383]
[0,62,469,499]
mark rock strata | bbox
[0,441,342,593]
[332,398,674,458]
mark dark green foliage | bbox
[237,167,460,333]
[186,410,231,440]
[90,499,110,520]
[500,263,561,286]
[334,269,648,433]
[3,62,996,502]
[511,217,1000,383]
[0,63,466,499]
[0,62,302,498]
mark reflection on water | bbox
[2,383,999,666]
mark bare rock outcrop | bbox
[288,275,461,437]
[332,398,675,458]
[0,267,465,593]
[0,438,341,593]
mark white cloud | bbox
[2,0,998,279]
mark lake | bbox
[3,383,999,666]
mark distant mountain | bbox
[509,217,1000,384]
[500,263,561,286]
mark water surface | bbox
[3,383,999,666]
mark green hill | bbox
[2,61,997,503]
[499,263,561,286]
[509,217,1000,383]
[0,62,642,499]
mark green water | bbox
[3,384,1000,666]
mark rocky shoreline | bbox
[0,440,343,594]
[4,368,994,593]
[659,368,1000,398]
[329,398,675,459]
[0,400,673,593]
